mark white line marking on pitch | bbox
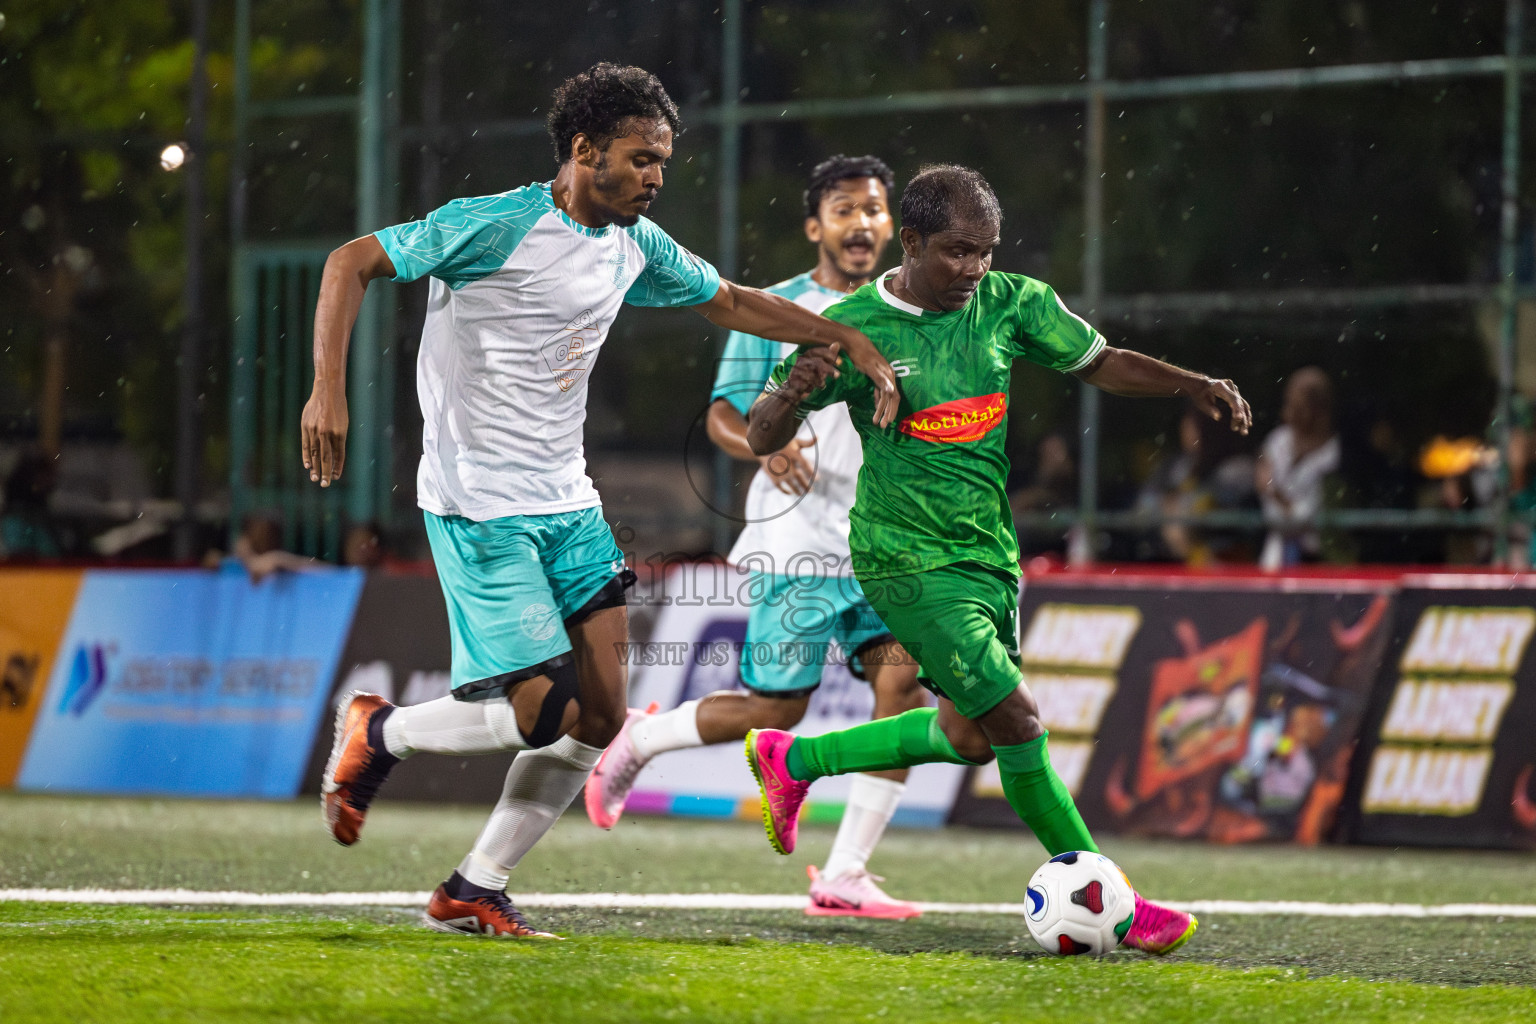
[4,889,1536,918]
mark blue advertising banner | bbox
[17,567,365,798]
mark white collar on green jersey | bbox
[877,269,968,317]
[876,271,926,315]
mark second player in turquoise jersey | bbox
[585,156,935,919]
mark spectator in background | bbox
[341,521,386,569]
[1509,396,1536,567]
[201,513,316,583]
[1010,430,1077,558]
[1344,414,1416,511]
[0,450,65,560]
[1421,431,1500,565]
[1010,431,1077,514]
[1136,403,1257,564]
[1256,367,1340,569]
[1330,406,1422,563]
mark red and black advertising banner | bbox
[949,574,1395,844]
[1340,577,1536,849]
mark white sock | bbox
[821,773,905,880]
[381,696,526,757]
[457,734,603,890]
[627,699,704,760]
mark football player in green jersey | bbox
[586,156,933,919]
[742,164,1251,955]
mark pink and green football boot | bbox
[745,729,810,855]
[1123,892,1198,955]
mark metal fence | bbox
[230,0,1533,561]
[229,0,396,553]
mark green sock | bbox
[785,708,979,782]
[991,734,1098,857]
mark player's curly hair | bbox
[546,63,681,165]
[802,155,895,219]
[900,164,1002,241]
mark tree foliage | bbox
[1,0,1523,513]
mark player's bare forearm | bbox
[745,344,844,456]
[696,280,852,349]
[696,281,899,427]
[1073,347,1198,397]
[705,399,759,462]
[714,397,817,494]
[311,235,394,388]
[302,235,396,484]
[1074,346,1252,434]
[746,391,805,456]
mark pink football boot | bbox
[806,865,922,919]
[583,703,659,829]
[744,729,810,854]
[1123,892,1198,955]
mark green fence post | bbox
[351,0,401,530]
[711,0,744,557]
[1073,0,1109,565]
[1496,0,1525,564]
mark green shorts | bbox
[859,561,1022,720]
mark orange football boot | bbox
[425,884,561,939]
[320,691,398,846]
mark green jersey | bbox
[766,271,1104,580]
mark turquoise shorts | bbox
[739,571,896,697]
[425,508,628,700]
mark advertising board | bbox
[949,577,1394,844]
[1341,578,1536,848]
[17,567,364,798]
[0,569,84,787]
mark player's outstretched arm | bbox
[746,345,843,456]
[302,235,397,486]
[1073,347,1252,435]
[706,400,816,495]
[696,281,898,427]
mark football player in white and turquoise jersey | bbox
[583,156,932,919]
[304,65,900,938]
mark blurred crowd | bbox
[4,364,1535,572]
[199,515,391,581]
[0,441,390,579]
[1011,365,1531,569]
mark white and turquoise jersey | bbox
[376,182,720,520]
[710,271,864,576]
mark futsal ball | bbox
[1024,851,1136,956]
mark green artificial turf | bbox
[3,794,1536,1021]
[4,793,1534,905]
[2,905,1534,1024]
